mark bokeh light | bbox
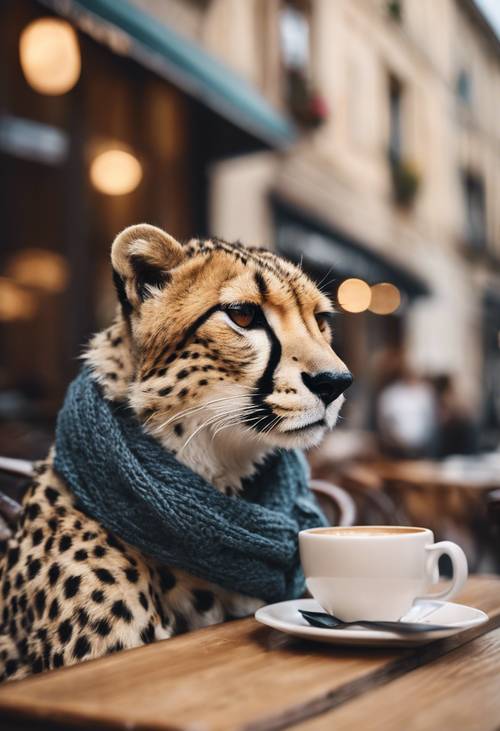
[19,18,81,95]
[0,278,36,322]
[90,149,143,195]
[337,278,371,313]
[7,249,69,293]
[369,282,401,315]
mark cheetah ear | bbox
[111,224,185,315]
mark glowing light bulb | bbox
[7,249,68,293]
[369,283,401,315]
[337,278,371,313]
[19,18,81,95]
[90,149,143,196]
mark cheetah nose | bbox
[301,371,353,406]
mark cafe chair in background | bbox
[0,456,34,479]
[0,456,29,539]
[309,479,357,527]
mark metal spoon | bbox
[299,609,454,634]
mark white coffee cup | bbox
[299,526,468,621]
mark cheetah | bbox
[0,224,351,681]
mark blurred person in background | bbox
[376,367,438,459]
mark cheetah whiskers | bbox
[315,264,336,291]
[154,402,260,453]
[210,407,267,440]
[178,409,248,454]
[261,413,284,436]
[212,411,283,446]
[212,408,270,436]
[148,390,259,434]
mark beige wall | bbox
[209,152,277,248]
[130,0,204,41]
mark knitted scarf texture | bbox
[53,369,327,603]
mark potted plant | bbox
[286,69,329,129]
[389,157,421,207]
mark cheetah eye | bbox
[315,311,335,331]
[225,303,258,329]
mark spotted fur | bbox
[0,225,349,681]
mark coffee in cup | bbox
[299,526,468,621]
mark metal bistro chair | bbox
[0,457,32,539]
[309,479,357,527]
[0,457,357,539]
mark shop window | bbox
[0,0,194,422]
[462,171,487,250]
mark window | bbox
[388,75,403,164]
[387,74,420,207]
[280,1,311,72]
[462,172,487,250]
[279,1,325,128]
[456,69,472,104]
[387,1,403,23]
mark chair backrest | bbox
[0,456,35,478]
[309,479,357,527]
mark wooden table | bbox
[0,576,499,731]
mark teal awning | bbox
[39,0,296,150]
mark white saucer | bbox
[255,598,489,647]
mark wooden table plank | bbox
[0,577,499,731]
[295,626,500,731]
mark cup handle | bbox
[417,541,468,602]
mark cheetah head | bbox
[101,224,351,458]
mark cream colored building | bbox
[131,0,500,431]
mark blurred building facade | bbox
[0,0,292,440]
[139,0,500,442]
[1,0,499,451]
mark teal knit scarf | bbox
[53,369,327,603]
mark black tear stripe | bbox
[171,304,220,352]
[251,315,282,432]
